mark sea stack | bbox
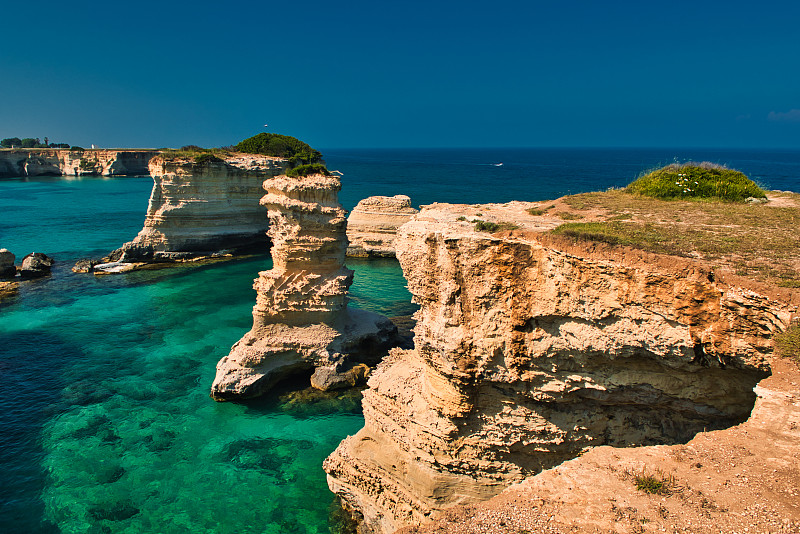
[346,195,419,258]
[112,153,289,262]
[324,202,793,533]
[210,170,400,400]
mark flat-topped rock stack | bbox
[211,172,401,400]
[346,195,419,258]
[111,153,290,263]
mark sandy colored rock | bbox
[211,172,400,400]
[400,356,800,534]
[0,149,157,177]
[324,202,798,534]
[114,153,289,261]
[20,252,53,278]
[347,195,418,257]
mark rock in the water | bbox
[211,172,402,400]
[72,258,98,273]
[20,252,53,278]
[114,153,289,262]
[346,195,418,258]
[0,248,16,279]
[311,363,370,391]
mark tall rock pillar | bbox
[211,172,400,400]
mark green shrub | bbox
[474,220,519,232]
[474,220,500,232]
[626,162,766,202]
[526,205,554,216]
[194,153,223,165]
[286,163,331,177]
[235,133,321,166]
[70,146,84,152]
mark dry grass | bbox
[553,189,800,286]
[775,321,800,364]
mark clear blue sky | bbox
[2,0,799,149]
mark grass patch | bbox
[474,220,519,232]
[160,146,230,162]
[775,322,800,364]
[285,163,331,177]
[557,211,584,220]
[553,189,800,286]
[626,162,766,202]
[527,204,555,216]
[629,468,677,495]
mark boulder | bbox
[0,248,16,279]
[311,363,370,391]
[20,252,54,278]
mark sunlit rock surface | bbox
[211,172,400,400]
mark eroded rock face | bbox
[114,154,289,261]
[0,149,158,177]
[211,173,400,400]
[346,195,418,258]
[324,203,794,534]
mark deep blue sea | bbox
[1,148,798,533]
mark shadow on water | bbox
[0,330,75,533]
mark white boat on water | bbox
[494,162,503,166]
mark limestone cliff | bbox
[211,172,400,400]
[324,203,797,534]
[113,154,289,261]
[347,195,419,257]
[0,149,157,177]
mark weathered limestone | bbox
[324,203,796,534]
[0,249,15,278]
[20,252,54,278]
[346,195,419,258]
[0,149,158,177]
[112,154,289,262]
[211,172,400,400]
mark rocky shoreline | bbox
[0,148,158,177]
[324,199,799,533]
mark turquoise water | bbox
[2,149,798,533]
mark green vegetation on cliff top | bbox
[235,133,322,166]
[285,163,331,177]
[625,162,766,202]
[548,181,799,287]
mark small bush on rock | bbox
[286,163,331,177]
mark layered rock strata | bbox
[324,203,796,533]
[113,154,289,262]
[211,172,399,400]
[0,149,158,177]
[346,195,419,257]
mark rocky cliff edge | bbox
[324,199,799,533]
